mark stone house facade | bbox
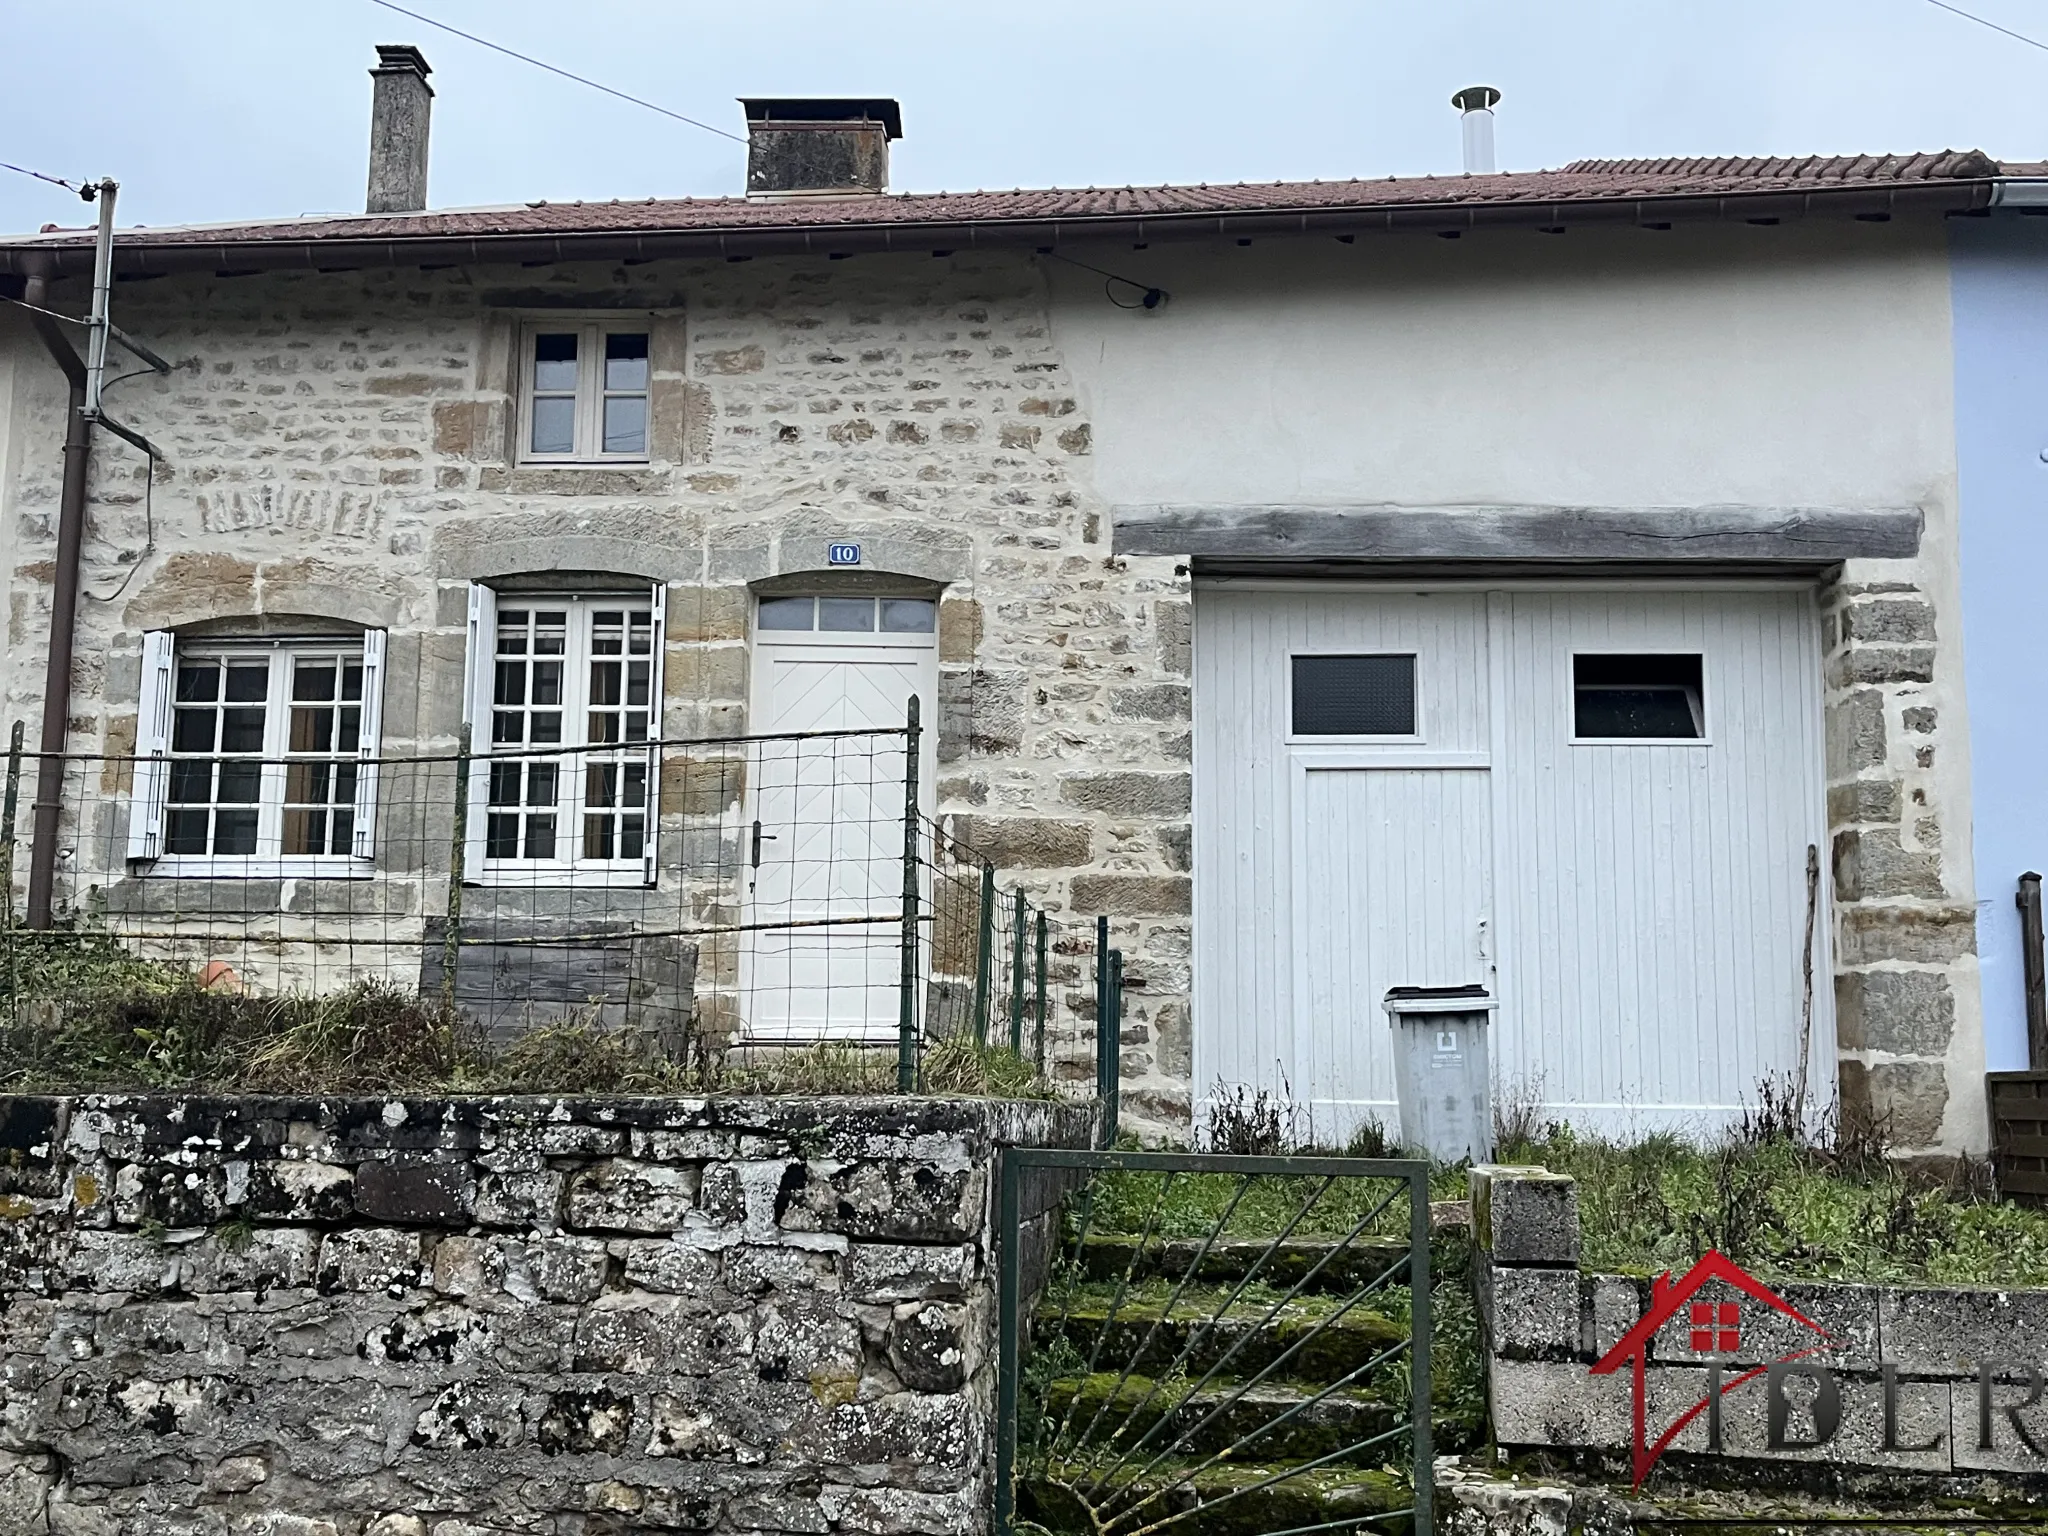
[0,67,2021,1155]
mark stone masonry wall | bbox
[0,252,1192,1135]
[1821,569,1984,1158]
[0,1092,1091,1535]
[1472,1165,2048,1488]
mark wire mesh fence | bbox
[0,712,1123,1106]
[921,813,1110,1115]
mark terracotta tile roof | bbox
[1558,150,2000,181]
[0,151,2018,275]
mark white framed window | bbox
[463,583,666,884]
[1287,652,1420,741]
[517,318,651,464]
[756,595,937,635]
[127,630,386,872]
[1570,652,1708,743]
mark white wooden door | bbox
[1492,589,1830,1134]
[1195,589,1494,1143]
[744,607,937,1041]
[1298,765,1492,1138]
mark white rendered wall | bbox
[1050,220,1955,514]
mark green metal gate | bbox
[997,1149,1433,1536]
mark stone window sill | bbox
[480,465,675,496]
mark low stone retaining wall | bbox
[1473,1165,2048,1490]
[0,1093,1092,1535]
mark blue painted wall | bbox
[1952,213,2048,1071]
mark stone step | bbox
[1021,1454,1410,1536]
[1041,1370,1399,1466]
[1076,1233,1415,1292]
[1047,1288,1408,1387]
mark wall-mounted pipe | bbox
[18,256,91,928]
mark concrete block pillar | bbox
[1470,1165,1582,1366]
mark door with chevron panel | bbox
[742,592,938,1041]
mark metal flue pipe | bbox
[1453,85,1502,175]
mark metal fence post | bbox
[1007,889,1027,1053]
[1,722,21,1021]
[1033,909,1048,1075]
[993,1148,1022,1536]
[2023,872,2047,1070]
[442,722,470,1014]
[1,722,22,929]
[897,697,922,1092]
[1105,948,1123,1148]
[973,862,996,1044]
[1410,1164,1435,1536]
[1094,916,1111,1147]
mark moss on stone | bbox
[1042,1370,1397,1466]
[1052,1287,1406,1388]
[1023,1456,1409,1536]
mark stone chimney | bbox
[366,45,434,214]
[740,98,902,198]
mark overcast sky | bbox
[3,0,2047,235]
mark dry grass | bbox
[0,933,1055,1100]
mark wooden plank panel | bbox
[1493,590,1826,1135]
[1116,504,1924,562]
[1995,1166,2048,1197]
[1194,588,1488,1141]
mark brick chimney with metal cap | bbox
[741,98,902,197]
[367,44,434,213]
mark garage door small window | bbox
[1574,654,1704,740]
[1291,654,1416,736]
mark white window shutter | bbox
[350,629,386,859]
[462,583,496,874]
[644,582,667,884]
[125,631,175,861]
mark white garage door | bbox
[1194,584,1830,1142]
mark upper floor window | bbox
[127,629,386,870]
[519,321,651,463]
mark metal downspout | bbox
[19,257,91,929]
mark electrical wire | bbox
[0,160,89,197]
[83,367,167,605]
[1926,0,2048,53]
[1038,249,1168,310]
[364,0,747,144]
[82,459,155,605]
[0,295,88,327]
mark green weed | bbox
[1501,1126,2048,1287]
[920,1033,1051,1099]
